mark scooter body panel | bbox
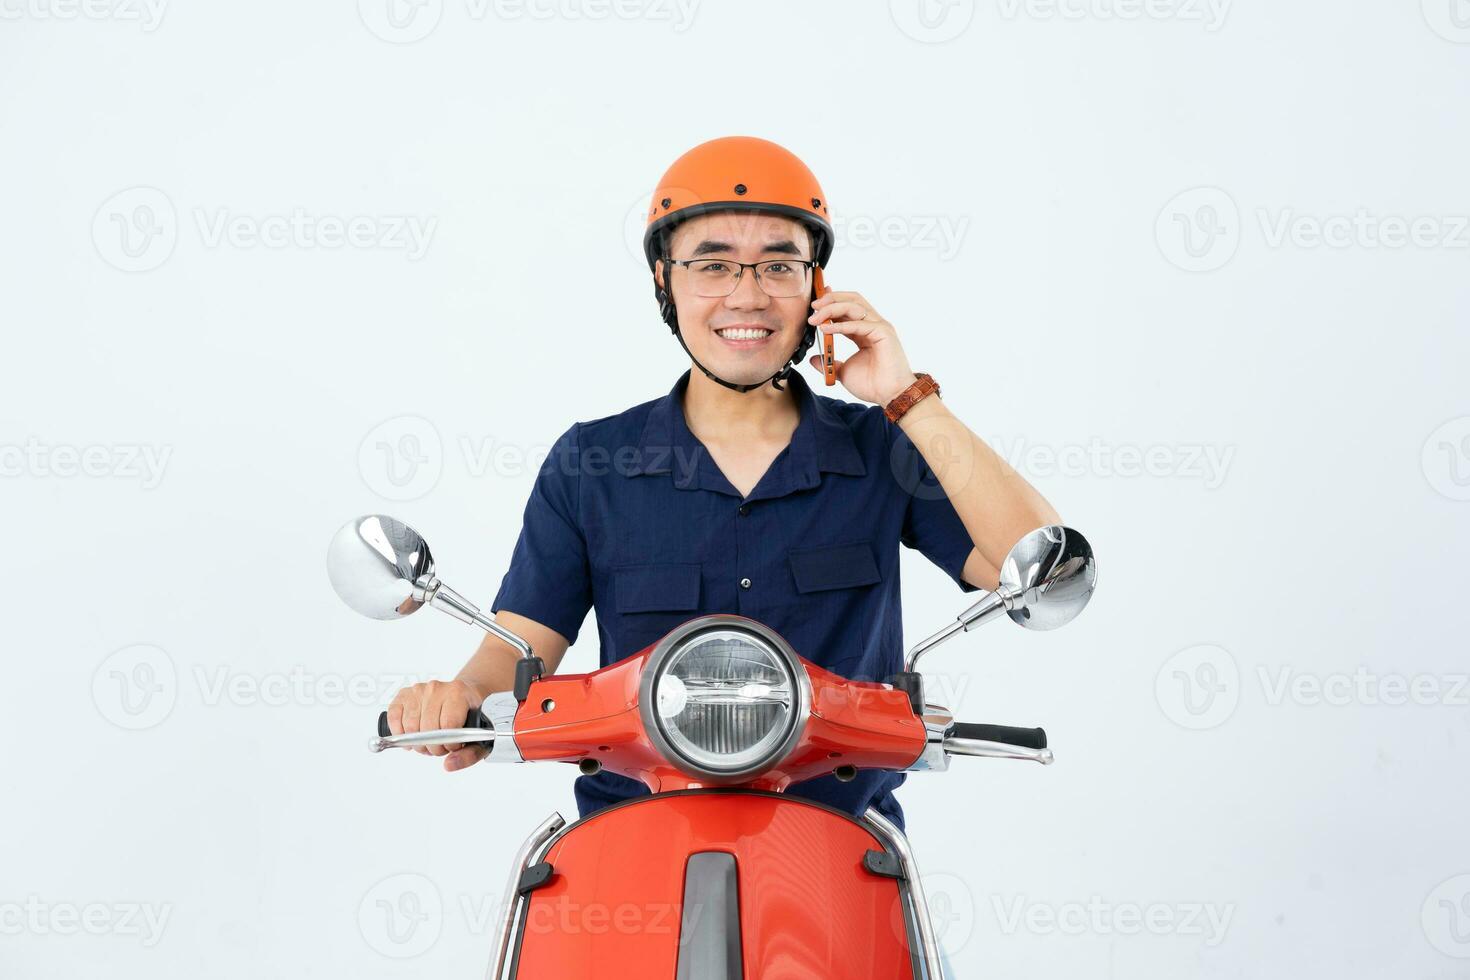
[509,791,918,979]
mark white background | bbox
[3,0,1469,977]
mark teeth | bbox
[717,328,772,341]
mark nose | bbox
[723,266,770,311]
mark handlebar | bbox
[949,723,1046,751]
[376,708,488,738]
[371,708,495,753]
[942,721,1053,765]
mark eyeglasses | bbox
[663,257,817,298]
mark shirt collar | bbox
[629,368,867,497]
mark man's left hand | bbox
[806,290,919,407]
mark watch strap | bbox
[883,373,941,423]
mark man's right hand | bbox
[385,679,489,772]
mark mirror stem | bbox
[427,581,535,660]
[904,619,963,673]
[904,590,1012,672]
[959,590,1010,631]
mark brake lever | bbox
[370,728,498,754]
[943,736,1054,765]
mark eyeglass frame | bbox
[660,255,819,298]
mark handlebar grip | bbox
[377,708,490,738]
[950,723,1047,750]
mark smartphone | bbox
[814,267,836,386]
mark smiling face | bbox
[654,211,815,388]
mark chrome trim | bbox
[863,809,946,980]
[908,705,954,773]
[944,735,1054,765]
[486,812,566,980]
[478,690,524,763]
[369,691,524,761]
[637,615,812,784]
[903,619,964,674]
[428,580,535,661]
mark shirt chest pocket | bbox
[787,541,882,593]
[613,562,702,613]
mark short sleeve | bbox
[490,423,594,644]
[889,422,981,594]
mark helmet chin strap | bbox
[655,274,817,394]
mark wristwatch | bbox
[883,373,941,423]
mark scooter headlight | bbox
[641,617,808,780]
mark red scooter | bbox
[328,515,1096,979]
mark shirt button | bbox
[737,504,750,516]
[739,577,752,590]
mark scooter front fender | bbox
[499,790,930,979]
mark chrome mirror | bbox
[906,525,1096,671]
[991,525,1096,631]
[327,515,436,620]
[326,514,535,661]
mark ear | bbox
[653,258,666,291]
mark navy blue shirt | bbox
[491,368,978,829]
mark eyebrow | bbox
[689,238,804,257]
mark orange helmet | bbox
[643,136,833,393]
[641,135,834,270]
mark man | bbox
[383,136,1060,829]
